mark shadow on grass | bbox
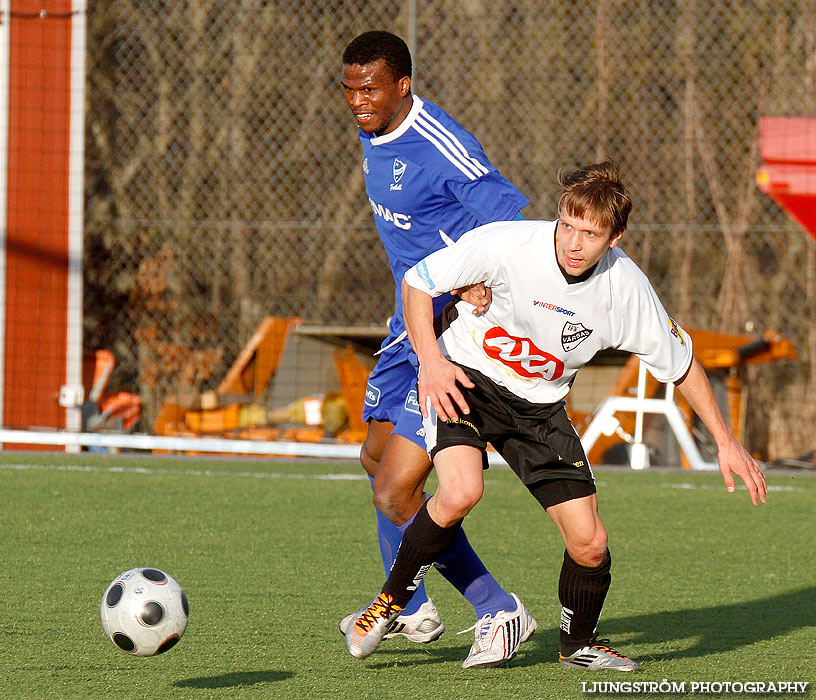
[365,586,816,668]
[175,670,294,688]
[364,644,478,669]
[602,585,816,660]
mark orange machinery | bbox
[82,350,142,433]
[153,316,372,444]
[154,316,302,440]
[152,315,795,463]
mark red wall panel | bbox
[4,0,73,439]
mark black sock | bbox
[558,548,611,655]
[382,501,462,608]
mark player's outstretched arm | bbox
[402,279,474,420]
[675,357,768,505]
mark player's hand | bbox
[452,282,492,315]
[717,438,767,506]
[417,355,475,421]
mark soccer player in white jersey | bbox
[339,31,537,667]
[345,161,768,670]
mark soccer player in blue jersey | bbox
[339,30,536,667]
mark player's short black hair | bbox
[342,31,412,82]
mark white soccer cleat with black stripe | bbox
[559,638,640,671]
[339,598,445,643]
[460,593,537,669]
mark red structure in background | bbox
[1,1,85,448]
[756,116,816,243]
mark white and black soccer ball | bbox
[100,567,189,657]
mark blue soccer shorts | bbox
[362,338,426,449]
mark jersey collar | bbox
[370,95,424,146]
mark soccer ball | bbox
[100,567,189,656]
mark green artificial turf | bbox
[0,452,812,699]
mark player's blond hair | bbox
[558,160,632,235]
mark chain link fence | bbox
[83,0,816,460]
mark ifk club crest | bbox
[561,321,592,352]
[393,158,406,184]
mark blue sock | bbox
[372,479,428,616]
[434,526,516,619]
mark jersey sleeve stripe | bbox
[414,113,486,178]
[412,120,480,180]
[416,111,490,176]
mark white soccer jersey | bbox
[403,219,693,404]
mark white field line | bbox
[0,461,513,486]
[662,482,802,492]
[0,462,368,481]
[0,463,804,491]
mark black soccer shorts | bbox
[424,363,596,509]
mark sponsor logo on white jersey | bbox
[668,316,686,345]
[533,300,576,317]
[483,326,564,380]
[414,259,435,290]
[369,197,411,229]
[561,321,593,352]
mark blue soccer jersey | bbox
[359,95,528,441]
[360,95,529,340]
